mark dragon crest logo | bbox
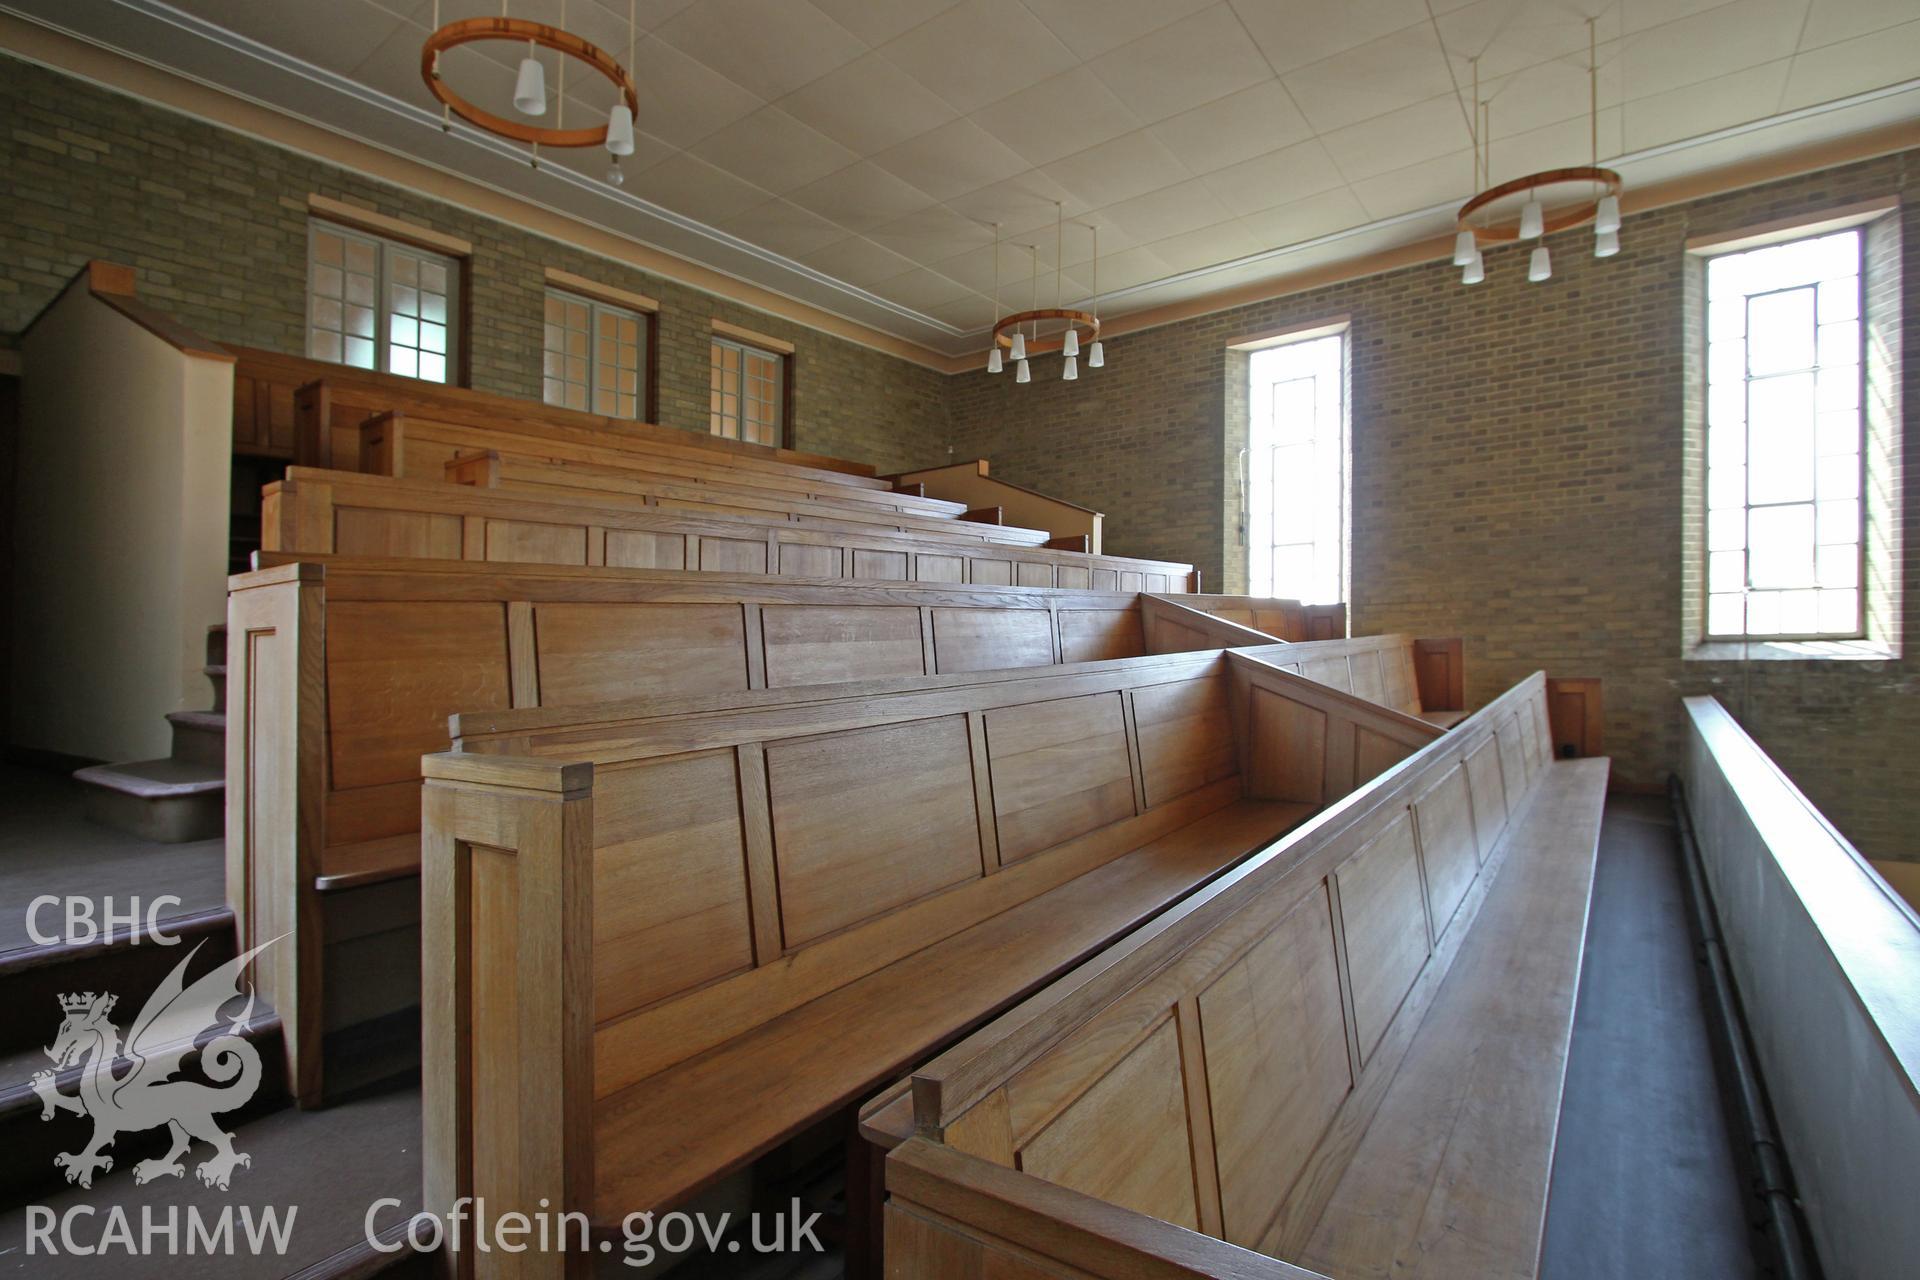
[32,938,277,1191]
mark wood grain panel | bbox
[1496,718,1529,817]
[1133,679,1235,808]
[484,518,588,565]
[592,751,753,1020]
[984,694,1135,864]
[1336,811,1431,1064]
[778,543,842,578]
[532,603,749,706]
[1015,562,1053,588]
[1354,726,1413,786]
[766,716,981,948]
[914,554,964,583]
[1299,657,1352,693]
[1248,686,1327,805]
[1090,568,1118,591]
[1349,652,1386,705]
[762,605,925,686]
[1382,648,1419,713]
[1056,565,1091,589]
[971,560,1013,586]
[1058,610,1146,664]
[603,529,686,570]
[699,536,769,575]
[1016,1017,1200,1230]
[334,507,461,559]
[1198,884,1352,1246]
[932,608,1054,675]
[852,548,909,581]
[1464,737,1508,863]
[326,602,510,790]
[1414,765,1479,940]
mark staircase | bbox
[71,624,226,843]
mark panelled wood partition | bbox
[264,468,1196,590]
[419,651,1447,1275]
[227,557,1296,1105]
[876,672,1607,1280]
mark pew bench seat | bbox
[1293,756,1607,1280]
[589,795,1317,1219]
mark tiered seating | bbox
[1182,593,1347,640]
[1240,633,1469,727]
[869,672,1608,1280]
[417,649,1445,1269]
[226,558,1279,1105]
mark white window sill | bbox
[1687,638,1898,662]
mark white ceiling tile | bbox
[1620,0,1740,35]
[925,294,1002,331]
[1347,149,1474,219]
[1624,61,1794,149]
[869,266,977,312]
[879,0,1080,114]
[1098,178,1234,244]
[867,205,998,264]
[1617,0,1809,101]
[1283,22,1460,132]
[1087,3,1275,122]
[1240,187,1373,251]
[871,118,1032,202]
[717,198,849,259]
[651,0,866,98]
[786,161,936,232]
[1782,16,1920,108]
[1022,0,1217,61]
[1147,80,1315,175]
[688,105,860,194]
[1230,0,1432,75]
[1433,0,1622,81]
[1147,219,1263,273]
[623,33,766,146]
[1490,105,1623,177]
[173,0,401,73]
[1478,55,1612,142]
[943,171,1088,234]
[800,235,921,285]
[777,52,960,153]
[1086,244,1174,293]
[1201,139,1347,217]
[632,150,773,222]
[1799,0,1920,47]
[1321,94,1474,184]
[970,66,1142,167]
[806,0,965,47]
[578,0,703,33]
[1042,130,1192,209]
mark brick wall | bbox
[0,56,951,475]
[952,151,1919,859]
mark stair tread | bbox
[0,1009,282,1120]
[166,709,227,732]
[73,758,225,798]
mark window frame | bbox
[1240,326,1351,607]
[305,219,461,385]
[710,334,788,448]
[542,287,651,420]
[1698,227,1869,643]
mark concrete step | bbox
[168,708,226,767]
[72,757,224,843]
[207,662,228,714]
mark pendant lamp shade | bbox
[1061,355,1078,381]
[1014,358,1031,384]
[605,103,635,156]
[1088,341,1104,368]
[1462,251,1484,285]
[1062,328,1080,357]
[987,346,1003,374]
[1594,229,1619,258]
[1453,230,1477,266]
[1010,331,1026,361]
[1594,193,1620,234]
[514,47,547,116]
[1529,245,1551,282]
[1519,197,1544,239]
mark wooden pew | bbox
[868,669,1607,1280]
[228,557,1222,1106]
[231,345,874,479]
[1235,633,1468,727]
[417,652,1445,1274]
[1181,594,1346,641]
[1681,698,1920,1280]
[261,467,1200,591]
